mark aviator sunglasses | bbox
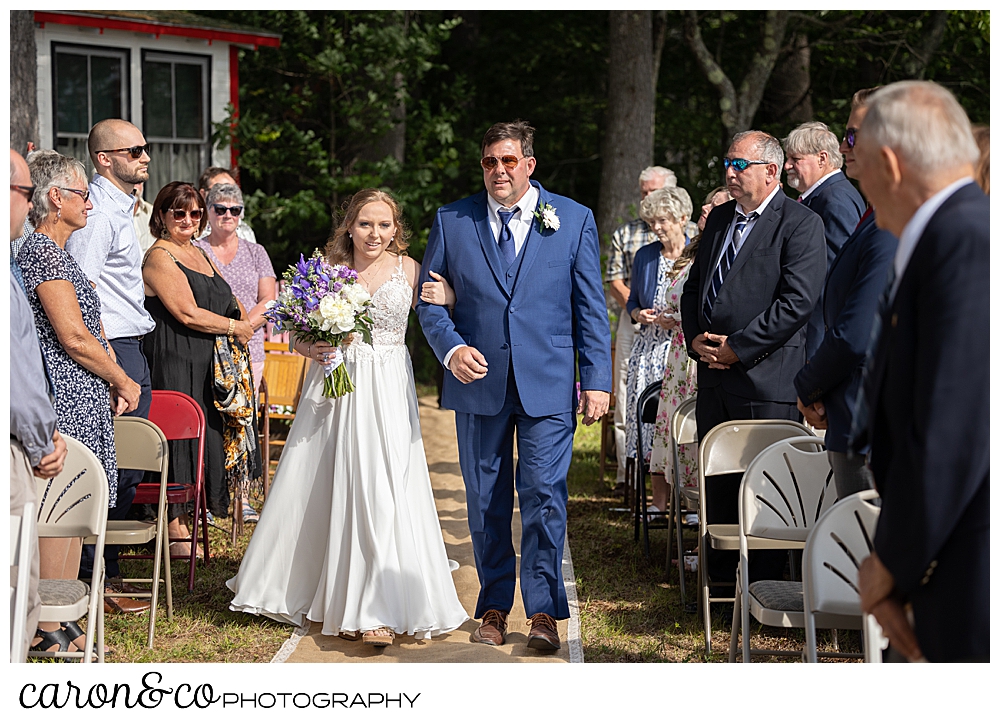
[96,143,151,159]
[211,204,244,217]
[169,208,204,221]
[480,155,526,171]
[843,127,858,149]
[723,157,769,172]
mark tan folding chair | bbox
[728,436,837,662]
[10,503,35,663]
[106,417,171,648]
[696,419,814,655]
[30,436,109,663]
[262,346,309,460]
[803,489,884,663]
[667,395,698,607]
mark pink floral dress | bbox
[648,263,698,488]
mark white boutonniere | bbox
[533,203,560,231]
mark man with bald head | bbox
[65,119,155,614]
[851,81,988,662]
[10,149,67,658]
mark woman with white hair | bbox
[623,186,692,507]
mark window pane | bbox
[90,56,122,123]
[174,63,204,139]
[55,52,89,134]
[143,61,174,138]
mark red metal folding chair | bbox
[122,390,209,592]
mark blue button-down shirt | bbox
[10,270,57,466]
[65,174,155,339]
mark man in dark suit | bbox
[794,90,897,498]
[852,81,988,663]
[681,130,826,580]
[783,121,866,358]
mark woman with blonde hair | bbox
[228,188,468,647]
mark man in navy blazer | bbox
[417,121,611,651]
[783,121,866,358]
[852,82,988,663]
[681,130,826,581]
[793,91,897,498]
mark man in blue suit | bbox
[793,90,897,498]
[417,121,612,651]
[852,81,988,663]
[783,121,866,359]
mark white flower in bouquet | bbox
[318,295,357,333]
[343,283,371,311]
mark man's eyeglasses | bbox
[723,157,769,172]
[211,204,243,217]
[59,187,91,202]
[169,208,204,221]
[96,144,151,160]
[480,155,525,171]
[10,184,36,200]
[843,128,858,149]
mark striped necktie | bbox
[497,208,517,265]
[703,211,757,324]
[847,264,897,453]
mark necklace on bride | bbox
[357,251,388,291]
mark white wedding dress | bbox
[227,256,469,638]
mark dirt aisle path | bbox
[281,396,578,663]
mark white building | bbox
[32,10,280,197]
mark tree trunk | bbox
[759,32,812,126]
[904,10,949,79]
[597,10,655,246]
[10,11,38,153]
[684,10,790,149]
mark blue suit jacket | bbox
[793,212,897,452]
[625,240,669,317]
[860,181,989,662]
[416,181,612,417]
[802,171,866,358]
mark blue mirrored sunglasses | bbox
[723,157,768,172]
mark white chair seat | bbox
[106,520,157,544]
[709,525,806,551]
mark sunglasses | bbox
[169,208,204,221]
[843,127,858,149]
[723,157,769,172]
[59,187,91,202]
[96,143,151,160]
[10,184,36,199]
[211,204,243,217]
[480,155,525,171]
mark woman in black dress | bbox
[141,182,254,554]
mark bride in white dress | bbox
[227,189,468,646]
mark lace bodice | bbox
[347,257,411,359]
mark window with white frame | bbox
[142,50,211,199]
[52,43,130,175]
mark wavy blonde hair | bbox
[324,188,411,266]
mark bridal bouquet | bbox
[264,250,373,398]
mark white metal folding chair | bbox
[30,436,109,663]
[729,435,837,662]
[106,416,171,648]
[803,489,885,663]
[666,396,698,607]
[10,503,35,663]
[697,419,814,655]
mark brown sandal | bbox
[362,627,395,646]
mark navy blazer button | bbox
[509,307,515,313]
[501,343,509,350]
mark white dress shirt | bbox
[889,176,975,302]
[798,169,842,201]
[443,184,541,373]
[710,183,782,273]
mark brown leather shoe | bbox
[107,578,149,595]
[104,592,151,615]
[527,612,561,651]
[472,609,508,646]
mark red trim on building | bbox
[34,12,280,49]
[229,45,240,171]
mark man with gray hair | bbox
[605,166,676,492]
[851,81,988,663]
[783,121,865,358]
[681,130,826,584]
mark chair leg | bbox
[147,515,163,649]
[804,611,818,663]
[700,538,711,655]
[200,485,211,567]
[162,520,173,622]
[664,482,674,578]
[729,573,741,663]
[675,483,687,607]
[741,555,752,664]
